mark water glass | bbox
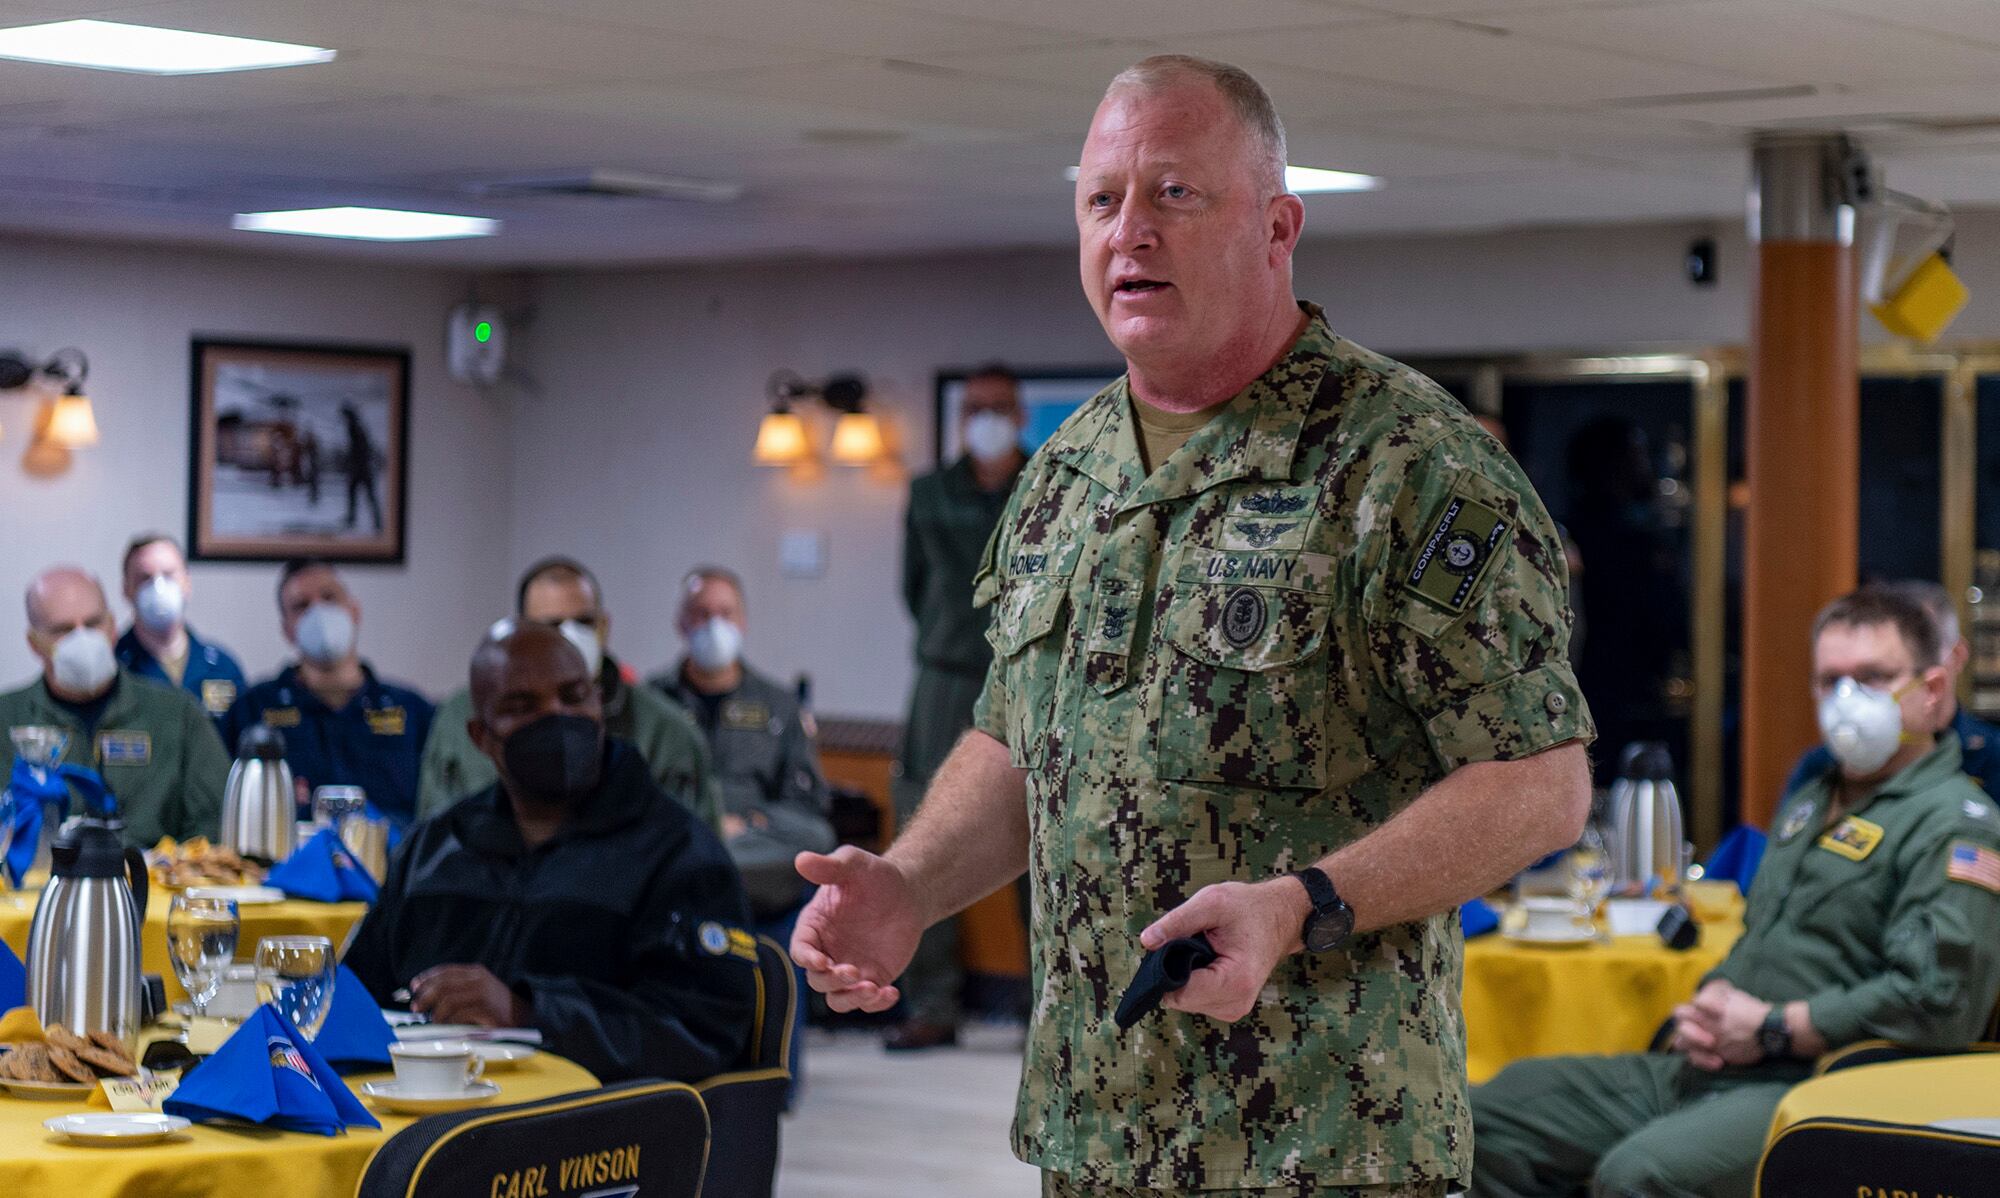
[1566,822,1614,921]
[168,891,240,1015]
[255,935,337,1040]
[311,785,367,829]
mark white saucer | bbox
[362,1079,501,1115]
[184,885,285,905]
[0,1077,97,1100]
[469,1044,536,1070]
[44,1113,190,1146]
[1502,925,1599,948]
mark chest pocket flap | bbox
[1165,582,1331,672]
[988,577,1069,657]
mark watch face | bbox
[1304,908,1353,953]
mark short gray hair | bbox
[1885,579,1961,654]
[1107,55,1287,196]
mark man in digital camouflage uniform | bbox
[792,55,1594,1196]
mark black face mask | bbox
[499,713,604,807]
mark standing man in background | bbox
[418,556,721,828]
[222,559,433,828]
[886,364,1028,1052]
[114,533,247,727]
[793,56,1592,1196]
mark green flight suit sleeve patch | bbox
[1404,489,1511,614]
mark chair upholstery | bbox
[358,1078,709,1198]
[1758,1117,2000,1197]
[695,934,797,1198]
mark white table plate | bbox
[1,1077,97,1100]
[183,885,286,905]
[43,1113,190,1146]
[1501,925,1599,948]
[361,1079,501,1115]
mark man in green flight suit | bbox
[417,557,720,829]
[792,56,1595,1196]
[1471,586,2000,1198]
[2,566,226,848]
[887,362,1029,1051]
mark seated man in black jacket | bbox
[345,622,758,1083]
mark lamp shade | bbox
[753,410,810,465]
[829,411,884,464]
[45,393,98,447]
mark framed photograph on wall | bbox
[188,339,411,563]
[934,366,1123,465]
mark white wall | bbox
[515,211,2000,720]
[0,234,513,700]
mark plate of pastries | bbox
[145,837,267,890]
[0,1024,138,1098]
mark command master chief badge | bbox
[1221,587,1267,649]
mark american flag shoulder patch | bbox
[1946,840,2000,894]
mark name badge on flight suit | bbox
[1817,815,1885,861]
[722,701,773,734]
[365,706,406,737]
[98,731,152,765]
[200,679,237,715]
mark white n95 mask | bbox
[558,619,606,680]
[295,603,357,666]
[52,627,117,697]
[1817,677,1912,776]
[963,412,1021,464]
[687,617,743,672]
[135,576,185,633]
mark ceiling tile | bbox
[451,0,1057,59]
[1187,19,1768,106]
[867,0,1377,38]
[1494,0,2000,86]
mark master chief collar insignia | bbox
[1776,798,1815,844]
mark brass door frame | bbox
[1406,343,2000,849]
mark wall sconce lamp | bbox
[0,347,97,447]
[755,369,882,466]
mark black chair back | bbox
[697,935,797,1198]
[358,1078,708,1198]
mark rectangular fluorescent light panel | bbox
[233,207,500,242]
[0,19,334,75]
[1063,164,1381,193]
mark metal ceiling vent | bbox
[464,167,742,204]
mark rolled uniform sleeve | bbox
[1806,811,2000,1048]
[1363,431,1593,770]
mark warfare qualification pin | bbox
[1221,587,1267,649]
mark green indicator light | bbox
[474,321,493,343]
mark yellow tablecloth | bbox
[0,1050,598,1196]
[0,892,370,1005]
[1768,1053,2000,1141]
[1463,921,1741,1083]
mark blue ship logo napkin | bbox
[313,964,396,1073]
[1460,897,1501,938]
[164,1005,380,1136]
[266,828,381,903]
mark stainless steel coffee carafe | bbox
[25,818,149,1048]
[1608,741,1686,896]
[222,724,295,864]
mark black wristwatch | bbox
[1291,866,1354,953]
[1758,1007,1793,1061]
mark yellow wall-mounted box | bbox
[1870,252,1969,343]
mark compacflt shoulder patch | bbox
[1817,815,1885,862]
[1947,840,2000,893]
[1406,490,1510,614]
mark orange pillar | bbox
[1742,135,1859,828]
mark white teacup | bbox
[1518,896,1583,938]
[389,1041,486,1095]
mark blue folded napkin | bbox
[312,965,396,1073]
[1460,897,1501,938]
[5,760,115,887]
[164,1005,379,1135]
[266,828,381,903]
[0,940,23,1011]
